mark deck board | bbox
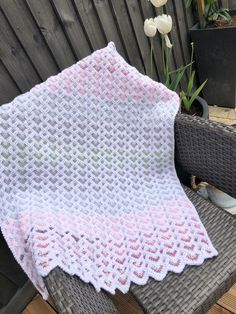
[22,295,57,314]
[217,285,236,314]
[208,304,233,314]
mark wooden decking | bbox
[22,295,56,314]
[209,106,236,126]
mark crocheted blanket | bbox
[0,43,217,298]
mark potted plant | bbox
[188,0,236,108]
[143,0,208,118]
[143,0,209,185]
[179,42,209,119]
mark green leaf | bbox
[218,11,231,22]
[187,71,195,98]
[168,61,194,75]
[180,91,191,112]
[189,79,208,108]
[169,68,185,92]
[205,3,211,15]
[212,12,219,21]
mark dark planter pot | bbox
[175,96,209,186]
[184,96,209,119]
[190,10,236,108]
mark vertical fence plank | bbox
[26,0,76,70]
[229,0,236,8]
[184,0,195,29]
[140,1,161,80]
[126,0,153,77]
[0,9,41,92]
[73,0,107,50]
[166,1,188,89]
[93,0,126,58]
[51,0,91,60]
[0,60,20,105]
[1,0,59,80]
[173,0,193,83]
[110,0,144,73]
[165,5,183,67]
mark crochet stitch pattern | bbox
[0,43,217,298]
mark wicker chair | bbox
[42,114,235,313]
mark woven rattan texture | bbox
[130,188,236,314]
[45,188,236,314]
[44,267,118,314]
[175,114,236,199]
[44,115,236,314]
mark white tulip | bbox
[149,0,168,7]
[154,14,172,35]
[144,18,157,38]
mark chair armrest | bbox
[175,114,236,198]
[44,267,118,314]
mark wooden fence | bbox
[0,0,196,105]
[229,0,236,8]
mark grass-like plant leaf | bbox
[169,68,186,91]
[187,71,195,97]
[188,79,208,108]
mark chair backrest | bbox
[174,114,236,198]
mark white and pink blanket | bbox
[0,43,217,298]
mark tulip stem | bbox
[150,38,154,79]
[162,35,169,84]
[162,35,166,81]
[189,42,194,78]
[165,45,170,85]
